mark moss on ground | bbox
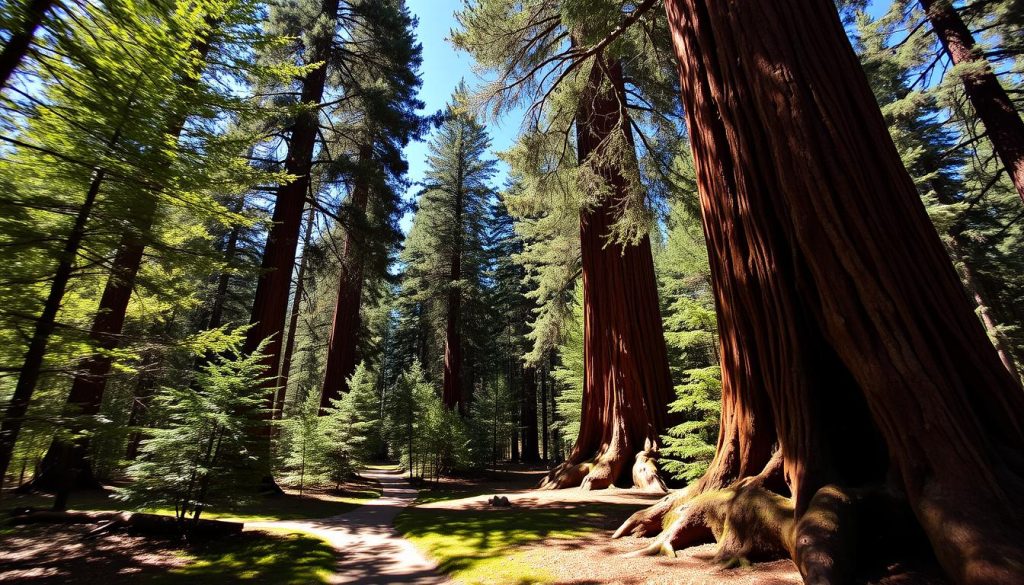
[155,529,336,584]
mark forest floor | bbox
[0,476,381,583]
[396,468,804,585]
[1,469,807,584]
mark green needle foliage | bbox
[118,333,271,532]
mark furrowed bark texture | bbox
[0,0,53,90]
[542,55,674,491]
[243,0,340,426]
[919,0,1024,204]
[321,146,372,409]
[636,1,1024,583]
[277,205,314,418]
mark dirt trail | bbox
[247,468,448,585]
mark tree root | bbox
[539,440,667,492]
[616,479,935,584]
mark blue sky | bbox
[400,0,890,231]
[400,0,522,232]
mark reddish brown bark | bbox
[207,195,247,330]
[0,165,107,487]
[321,146,372,410]
[25,29,219,495]
[541,55,674,491]
[243,0,340,430]
[919,0,1024,204]
[621,1,1024,582]
[27,234,146,492]
[276,205,315,419]
[0,0,53,90]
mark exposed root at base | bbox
[616,480,933,584]
[539,442,667,492]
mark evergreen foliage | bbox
[118,333,270,530]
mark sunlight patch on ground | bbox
[395,487,645,585]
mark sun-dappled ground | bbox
[395,468,804,585]
[0,523,336,584]
[0,477,380,522]
[0,477,379,583]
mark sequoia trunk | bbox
[919,0,1024,203]
[541,55,674,491]
[321,146,372,409]
[618,1,1024,583]
[243,0,340,436]
[277,205,314,418]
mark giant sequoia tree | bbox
[455,0,681,490]
[614,1,1024,584]
[242,0,348,443]
[541,55,673,491]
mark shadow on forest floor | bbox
[0,523,336,584]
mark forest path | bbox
[246,468,449,585]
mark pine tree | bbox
[0,0,258,487]
[855,8,1023,378]
[320,0,423,405]
[400,87,496,412]
[654,161,720,483]
[118,334,271,533]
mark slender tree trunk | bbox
[0,122,125,484]
[509,358,520,463]
[441,188,464,411]
[540,359,548,463]
[26,30,219,496]
[27,236,145,493]
[276,205,314,419]
[0,0,53,91]
[541,55,673,491]
[207,195,247,330]
[919,0,1024,203]
[949,235,1021,381]
[521,366,539,464]
[548,352,559,463]
[321,145,372,409]
[617,2,1024,583]
[123,354,158,462]
[243,0,339,464]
